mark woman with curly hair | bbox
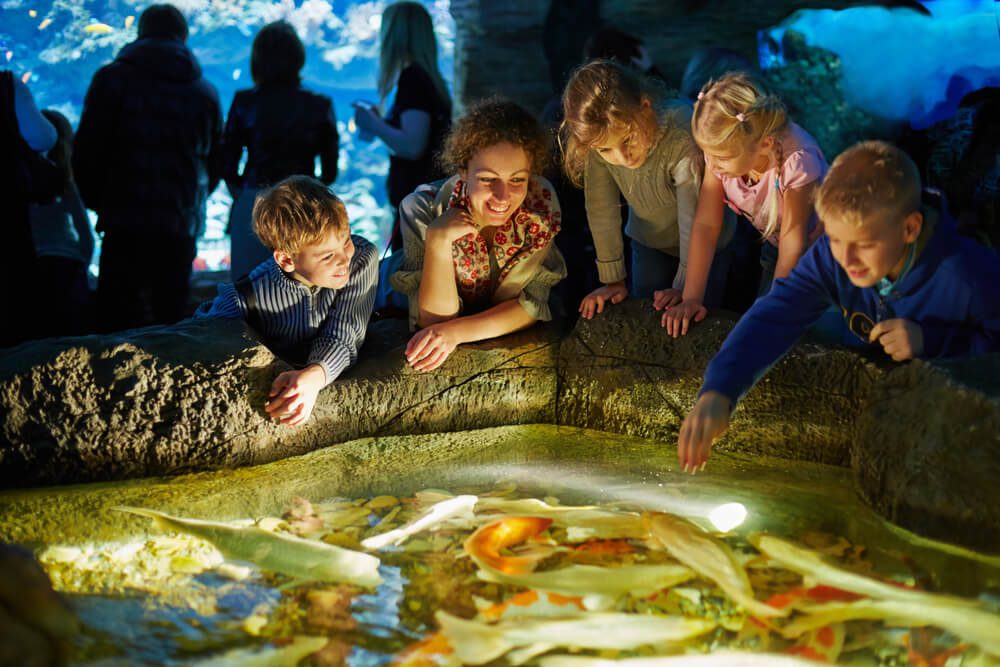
[389,98,567,372]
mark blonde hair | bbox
[692,72,789,239]
[253,176,349,255]
[559,60,668,188]
[378,2,450,111]
[815,140,921,229]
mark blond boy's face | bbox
[825,211,922,288]
[275,228,354,290]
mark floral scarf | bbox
[445,177,561,307]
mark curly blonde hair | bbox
[558,60,669,188]
[253,176,349,255]
[439,98,550,174]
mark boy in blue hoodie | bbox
[678,140,1000,472]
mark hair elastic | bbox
[735,112,746,122]
[697,91,705,101]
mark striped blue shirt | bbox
[196,235,378,385]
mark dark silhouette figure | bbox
[74,4,222,333]
[352,2,452,251]
[31,110,94,338]
[221,20,340,279]
[1,71,58,347]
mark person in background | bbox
[353,1,452,251]
[197,176,378,426]
[389,99,566,372]
[677,141,1000,472]
[74,4,222,333]
[584,25,666,83]
[560,60,735,322]
[221,20,339,280]
[1,72,57,346]
[662,72,828,337]
[30,109,94,337]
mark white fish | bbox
[124,15,134,29]
[539,653,827,667]
[38,18,52,30]
[190,636,327,666]
[647,513,784,618]
[117,506,382,588]
[753,533,1000,656]
[476,562,694,605]
[362,494,477,549]
[437,611,715,665]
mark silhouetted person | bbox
[222,20,340,279]
[584,25,667,83]
[74,4,222,333]
[1,71,58,347]
[30,110,94,337]
[352,1,452,251]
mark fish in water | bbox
[645,513,785,619]
[117,506,382,588]
[84,23,114,34]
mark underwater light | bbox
[707,502,747,532]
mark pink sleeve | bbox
[780,147,828,192]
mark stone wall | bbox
[448,0,928,115]
[1,301,996,550]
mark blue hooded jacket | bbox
[701,192,1000,407]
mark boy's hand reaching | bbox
[677,391,731,473]
[265,364,327,426]
[579,282,628,320]
[661,298,707,337]
[869,318,923,361]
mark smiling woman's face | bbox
[459,142,532,227]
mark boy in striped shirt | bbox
[197,176,378,425]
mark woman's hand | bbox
[652,288,683,311]
[661,299,707,337]
[405,323,462,372]
[427,207,477,245]
[352,102,381,135]
[579,282,628,320]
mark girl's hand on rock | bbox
[652,288,683,311]
[661,299,707,337]
[579,282,628,320]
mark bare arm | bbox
[416,208,475,326]
[773,182,817,279]
[681,168,726,303]
[659,168,726,337]
[357,107,431,160]
[406,299,536,372]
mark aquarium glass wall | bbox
[2,0,454,271]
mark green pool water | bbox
[2,425,999,666]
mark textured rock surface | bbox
[853,356,1000,550]
[2,300,998,549]
[0,318,561,487]
[449,0,928,114]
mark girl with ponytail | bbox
[662,72,829,336]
